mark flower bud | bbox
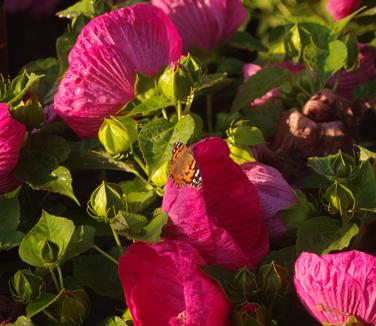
[150,161,169,187]
[10,269,42,303]
[38,239,60,264]
[158,63,193,103]
[11,97,44,129]
[258,262,289,300]
[179,54,204,83]
[60,289,90,326]
[324,181,355,218]
[87,181,125,223]
[98,116,138,158]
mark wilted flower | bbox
[54,4,182,138]
[326,0,361,21]
[0,103,26,195]
[5,0,61,17]
[162,137,269,270]
[329,44,375,99]
[241,162,296,238]
[118,239,231,325]
[151,0,248,52]
[294,250,376,325]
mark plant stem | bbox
[133,153,148,175]
[206,94,213,133]
[110,224,123,255]
[48,267,61,292]
[43,310,61,325]
[176,101,182,120]
[56,266,64,290]
[93,245,119,265]
[162,108,168,119]
[184,91,194,114]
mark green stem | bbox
[133,154,148,175]
[176,101,182,121]
[56,266,64,290]
[110,224,123,255]
[93,245,119,265]
[43,310,61,325]
[161,108,168,119]
[206,94,213,133]
[48,267,61,292]
[184,92,194,114]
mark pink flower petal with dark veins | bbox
[327,0,361,20]
[0,103,26,194]
[54,45,135,138]
[119,239,231,326]
[163,137,269,270]
[294,251,376,325]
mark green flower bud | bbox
[258,262,289,300]
[38,239,60,264]
[11,97,44,129]
[150,161,169,187]
[98,116,138,158]
[87,181,125,223]
[324,181,355,218]
[158,63,193,103]
[60,289,90,326]
[179,54,204,83]
[10,269,42,303]
[330,152,354,179]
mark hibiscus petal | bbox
[0,104,26,194]
[326,0,361,20]
[241,162,296,238]
[163,137,269,269]
[54,45,135,138]
[69,4,182,76]
[294,251,376,325]
[152,0,247,52]
[118,239,231,326]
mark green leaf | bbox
[56,0,95,18]
[228,31,268,52]
[262,246,297,278]
[231,311,261,326]
[119,179,156,213]
[196,73,231,96]
[28,135,71,164]
[73,252,124,300]
[124,95,170,117]
[11,316,36,326]
[343,34,359,70]
[8,72,41,107]
[138,115,195,175]
[26,290,64,318]
[356,145,376,162]
[296,216,359,255]
[357,182,376,213]
[65,150,137,173]
[98,316,128,326]
[19,211,75,267]
[331,7,366,37]
[135,211,168,243]
[0,195,20,229]
[0,230,25,251]
[231,67,290,112]
[62,225,96,262]
[233,126,265,147]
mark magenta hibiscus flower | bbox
[327,0,361,21]
[162,137,269,270]
[54,4,182,138]
[329,44,375,99]
[151,0,248,52]
[241,162,296,239]
[118,239,231,326]
[294,251,376,325]
[0,104,26,195]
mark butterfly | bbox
[169,142,202,188]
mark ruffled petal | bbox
[152,0,247,52]
[69,4,182,76]
[326,0,361,20]
[118,239,231,326]
[162,137,269,269]
[241,162,296,238]
[294,251,376,325]
[0,103,26,194]
[54,45,135,138]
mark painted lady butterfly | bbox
[169,142,202,188]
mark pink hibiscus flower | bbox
[151,0,248,52]
[5,0,61,17]
[326,0,361,21]
[241,162,296,239]
[54,4,182,138]
[0,103,26,195]
[329,44,375,99]
[162,137,269,270]
[294,251,376,325]
[118,239,231,326]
